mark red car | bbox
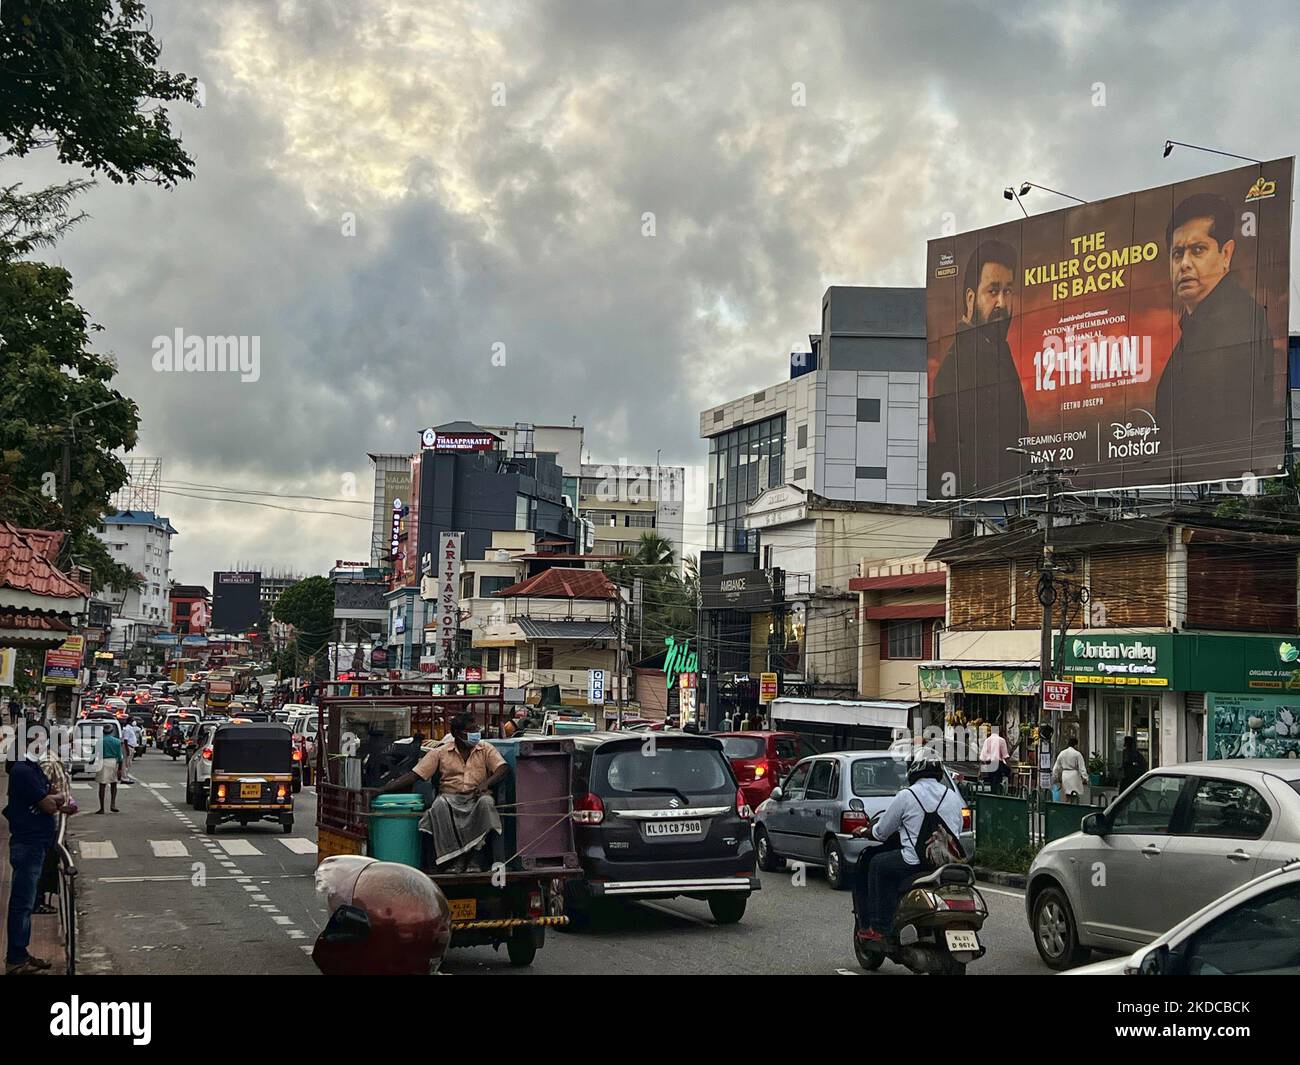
[714,731,819,807]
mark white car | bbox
[69,718,123,776]
[185,720,222,809]
[284,706,319,781]
[1064,858,1300,975]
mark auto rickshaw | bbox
[205,722,295,834]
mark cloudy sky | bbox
[14,0,1300,585]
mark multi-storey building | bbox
[93,510,177,650]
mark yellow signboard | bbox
[759,672,779,703]
[959,669,1039,696]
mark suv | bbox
[714,731,818,808]
[564,732,759,926]
[185,720,223,809]
[753,751,974,890]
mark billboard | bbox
[927,159,1292,499]
[431,532,463,669]
[211,571,262,633]
[43,635,85,686]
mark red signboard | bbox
[1042,680,1075,712]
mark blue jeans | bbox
[865,848,924,933]
[6,840,49,964]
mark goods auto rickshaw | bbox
[205,722,295,834]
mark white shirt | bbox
[979,733,1009,770]
[871,776,965,866]
[122,724,141,746]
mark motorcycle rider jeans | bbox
[864,849,924,933]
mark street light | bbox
[1162,140,1262,165]
[1017,181,1087,204]
[1002,186,1028,218]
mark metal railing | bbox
[55,814,77,976]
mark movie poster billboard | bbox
[927,159,1292,499]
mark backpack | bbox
[909,785,966,870]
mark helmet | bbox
[906,744,946,784]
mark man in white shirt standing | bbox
[121,721,142,784]
[854,746,965,944]
[979,725,1011,794]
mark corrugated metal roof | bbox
[103,510,178,535]
[517,618,615,640]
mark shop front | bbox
[919,662,1041,763]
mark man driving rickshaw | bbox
[204,722,295,834]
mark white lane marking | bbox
[301,946,313,954]
[272,916,294,925]
[71,783,92,790]
[261,905,281,913]
[640,901,710,927]
[287,930,307,939]
[980,887,1026,899]
[79,841,118,860]
[252,894,270,902]
[143,783,172,789]
[835,968,859,975]
[148,840,189,858]
[217,839,263,857]
[96,873,313,884]
[278,837,317,854]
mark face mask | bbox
[465,732,482,745]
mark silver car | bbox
[753,751,974,890]
[1026,759,1300,970]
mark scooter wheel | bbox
[854,937,885,971]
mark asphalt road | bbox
[74,751,1058,976]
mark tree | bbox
[0,258,141,591]
[1,0,198,186]
[1214,467,1300,524]
[272,577,333,679]
[603,533,697,661]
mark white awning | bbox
[769,698,917,729]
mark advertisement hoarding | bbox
[927,159,1293,499]
[432,532,463,670]
[211,571,262,634]
[43,635,85,686]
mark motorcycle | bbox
[165,732,185,760]
[851,822,988,976]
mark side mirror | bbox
[1081,812,1108,836]
[770,787,784,802]
[1136,943,1169,975]
[318,904,371,944]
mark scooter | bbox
[165,732,185,760]
[851,824,988,975]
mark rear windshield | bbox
[718,736,766,760]
[851,758,908,797]
[594,746,734,796]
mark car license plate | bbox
[239,782,262,799]
[644,819,702,837]
[449,898,476,921]
[945,929,980,953]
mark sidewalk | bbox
[0,775,70,973]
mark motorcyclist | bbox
[853,745,964,946]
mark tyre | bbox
[185,780,194,807]
[854,935,885,971]
[1032,885,1091,971]
[708,894,747,924]
[755,827,784,872]
[205,817,218,834]
[281,817,294,834]
[195,786,207,811]
[292,778,302,794]
[506,931,538,967]
[824,838,849,891]
[559,881,592,932]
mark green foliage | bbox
[0,181,92,261]
[1213,466,1300,523]
[0,0,197,186]
[272,577,333,675]
[603,534,698,660]
[0,258,141,591]
[972,841,1040,876]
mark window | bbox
[1174,884,1300,975]
[596,748,732,796]
[797,424,808,449]
[857,398,881,422]
[884,620,923,659]
[1186,778,1272,840]
[504,647,517,671]
[805,759,838,800]
[852,757,909,796]
[1109,774,1188,834]
[774,737,818,762]
[793,465,807,481]
[485,648,501,671]
[624,513,655,528]
[536,646,554,669]
[713,409,725,423]
[479,575,514,598]
[856,466,888,479]
[782,761,812,799]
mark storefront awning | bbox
[770,698,917,729]
[919,661,1041,696]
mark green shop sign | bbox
[1060,634,1174,688]
[919,667,962,693]
[663,636,698,689]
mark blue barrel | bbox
[369,793,425,868]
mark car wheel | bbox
[292,778,302,794]
[205,817,218,834]
[195,787,208,811]
[708,895,747,924]
[824,838,848,891]
[755,827,784,872]
[1032,885,1091,971]
[185,780,193,807]
[281,817,294,834]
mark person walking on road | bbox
[96,730,124,813]
[3,747,65,973]
[1119,736,1147,793]
[121,721,141,784]
[979,725,1012,794]
[1051,734,1091,805]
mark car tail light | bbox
[962,807,972,833]
[752,762,766,779]
[572,793,604,825]
[292,748,301,762]
[527,891,543,916]
[216,784,227,801]
[276,784,287,801]
[841,809,870,835]
[202,747,212,761]
[735,788,752,821]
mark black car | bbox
[564,732,759,926]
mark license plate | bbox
[449,898,476,921]
[644,819,702,837]
[240,782,262,799]
[945,929,980,953]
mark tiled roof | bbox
[495,567,617,600]
[0,523,91,600]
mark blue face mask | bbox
[465,732,482,745]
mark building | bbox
[0,524,90,669]
[850,557,948,708]
[169,584,210,635]
[924,512,1300,788]
[368,453,413,568]
[700,287,928,553]
[93,510,177,650]
[482,422,584,488]
[577,462,686,564]
[331,565,389,675]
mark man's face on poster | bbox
[1169,216,1234,313]
[965,262,1014,337]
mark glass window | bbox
[485,648,501,671]
[775,737,818,761]
[596,747,733,796]
[479,575,514,597]
[719,736,766,759]
[1175,884,1300,975]
[782,760,812,798]
[805,759,836,800]
[1108,774,1187,834]
[852,757,909,796]
[536,646,554,669]
[1186,778,1272,840]
[797,424,808,449]
[885,620,923,659]
[857,398,881,422]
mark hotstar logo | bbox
[1280,642,1299,663]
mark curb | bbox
[973,866,1026,889]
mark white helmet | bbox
[906,744,945,784]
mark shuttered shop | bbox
[949,561,1010,630]
[1186,544,1297,631]
[1087,546,1167,628]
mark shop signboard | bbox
[759,672,778,703]
[919,666,963,694]
[0,647,14,687]
[1207,692,1300,760]
[42,635,84,686]
[1060,634,1172,687]
[959,668,1039,696]
[700,570,781,612]
[1042,679,1074,712]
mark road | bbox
[75,749,1058,976]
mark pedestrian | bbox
[36,740,76,914]
[7,694,23,725]
[1051,733,1091,805]
[3,745,65,973]
[120,720,141,784]
[96,728,124,813]
[1119,736,1147,792]
[979,725,1012,794]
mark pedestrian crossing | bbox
[80,837,315,860]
